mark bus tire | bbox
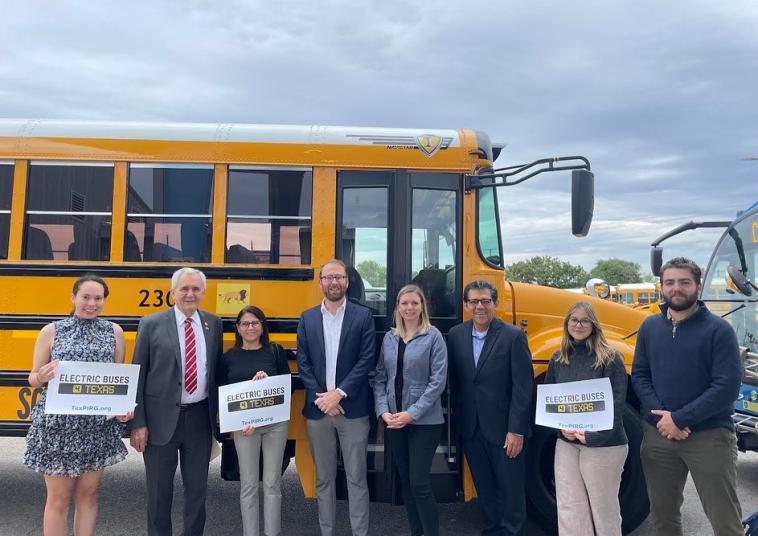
[220,438,294,481]
[525,404,649,535]
[619,405,649,534]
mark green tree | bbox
[506,256,590,288]
[590,258,642,286]
[641,272,657,283]
[355,260,386,288]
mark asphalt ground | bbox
[2,437,758,535]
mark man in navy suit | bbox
[296,259,376,536]
[447,280,534,536]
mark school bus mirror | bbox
[726,265,754,297]
[571,169,594,237]
[650,246,663,276]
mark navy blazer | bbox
[447,318,534,445]
[296,300,376,420]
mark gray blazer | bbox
[373,326,448,425]
[131,307,223,445]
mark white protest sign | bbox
[218,374,291,433]
[45,361,140,416]
[536,377,614,432]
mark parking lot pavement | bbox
[2,437,758,535]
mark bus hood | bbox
[506,281,653,366]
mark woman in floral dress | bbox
[24,274,132,536]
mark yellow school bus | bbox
[0,119,651,533]
[614,283,660,307]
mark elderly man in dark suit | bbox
[296,259,376,536]
[130,267,223,536]
[447,280,534,536]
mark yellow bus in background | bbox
[581,280,660,309]
[0,119,651,533]
[614,282,660,307]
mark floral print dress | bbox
[24,316,127,477]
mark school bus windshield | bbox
[476,187,503,268]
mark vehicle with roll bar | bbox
[650,201,758,451]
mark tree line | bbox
[506,256,654,289]
[355,256,653,290]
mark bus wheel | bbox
[619,405,649,534]
[525,404,649,534]
[221,438,294,481]
[525,424,559,533]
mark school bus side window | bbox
[0,163,13,260]
[125,164,213,263]
[23,162,114,261]
[225,167,313,265]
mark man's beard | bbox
[326,288,346,302]
[664,291,698,312]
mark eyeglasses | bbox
[320,275,347,282]
[568,318,592,328]
[466,298,493,306]
[238,320,262,328]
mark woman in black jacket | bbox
[216,305,291,536]
[544,301,628,536]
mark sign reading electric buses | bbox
[218,374,291,433]
[45,361,140,416]
[535,377,614,431]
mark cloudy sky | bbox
[2,1,756,274]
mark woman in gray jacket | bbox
[373,284,448,536]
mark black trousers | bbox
[463,425,526,536]
[387,423,443,536]
[143,400,212,536]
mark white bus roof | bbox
[0,118,463,147]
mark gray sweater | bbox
[544,344,628,447]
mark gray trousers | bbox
[554,439,628,536]
[641,421,743,536]
[143,402,212,536]
[306,415,370,536]
[233,420,289,536]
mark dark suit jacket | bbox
[296,300,376,420]
[131,308,223,445]
[447,318,534,445]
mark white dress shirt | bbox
[321,298,347,392]
[174,307,208,403]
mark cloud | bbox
[1,0,757,276]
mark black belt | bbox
[177,398,208,411]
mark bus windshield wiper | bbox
[720,303,747,319]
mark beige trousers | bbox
[233,420,289,536]
[306,415,370,536]
[554,439,628,536]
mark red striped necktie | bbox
[184,318,198,394]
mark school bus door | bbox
[336,170,462,503]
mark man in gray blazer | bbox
[130,267,223,536]
[297,259,376,536]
